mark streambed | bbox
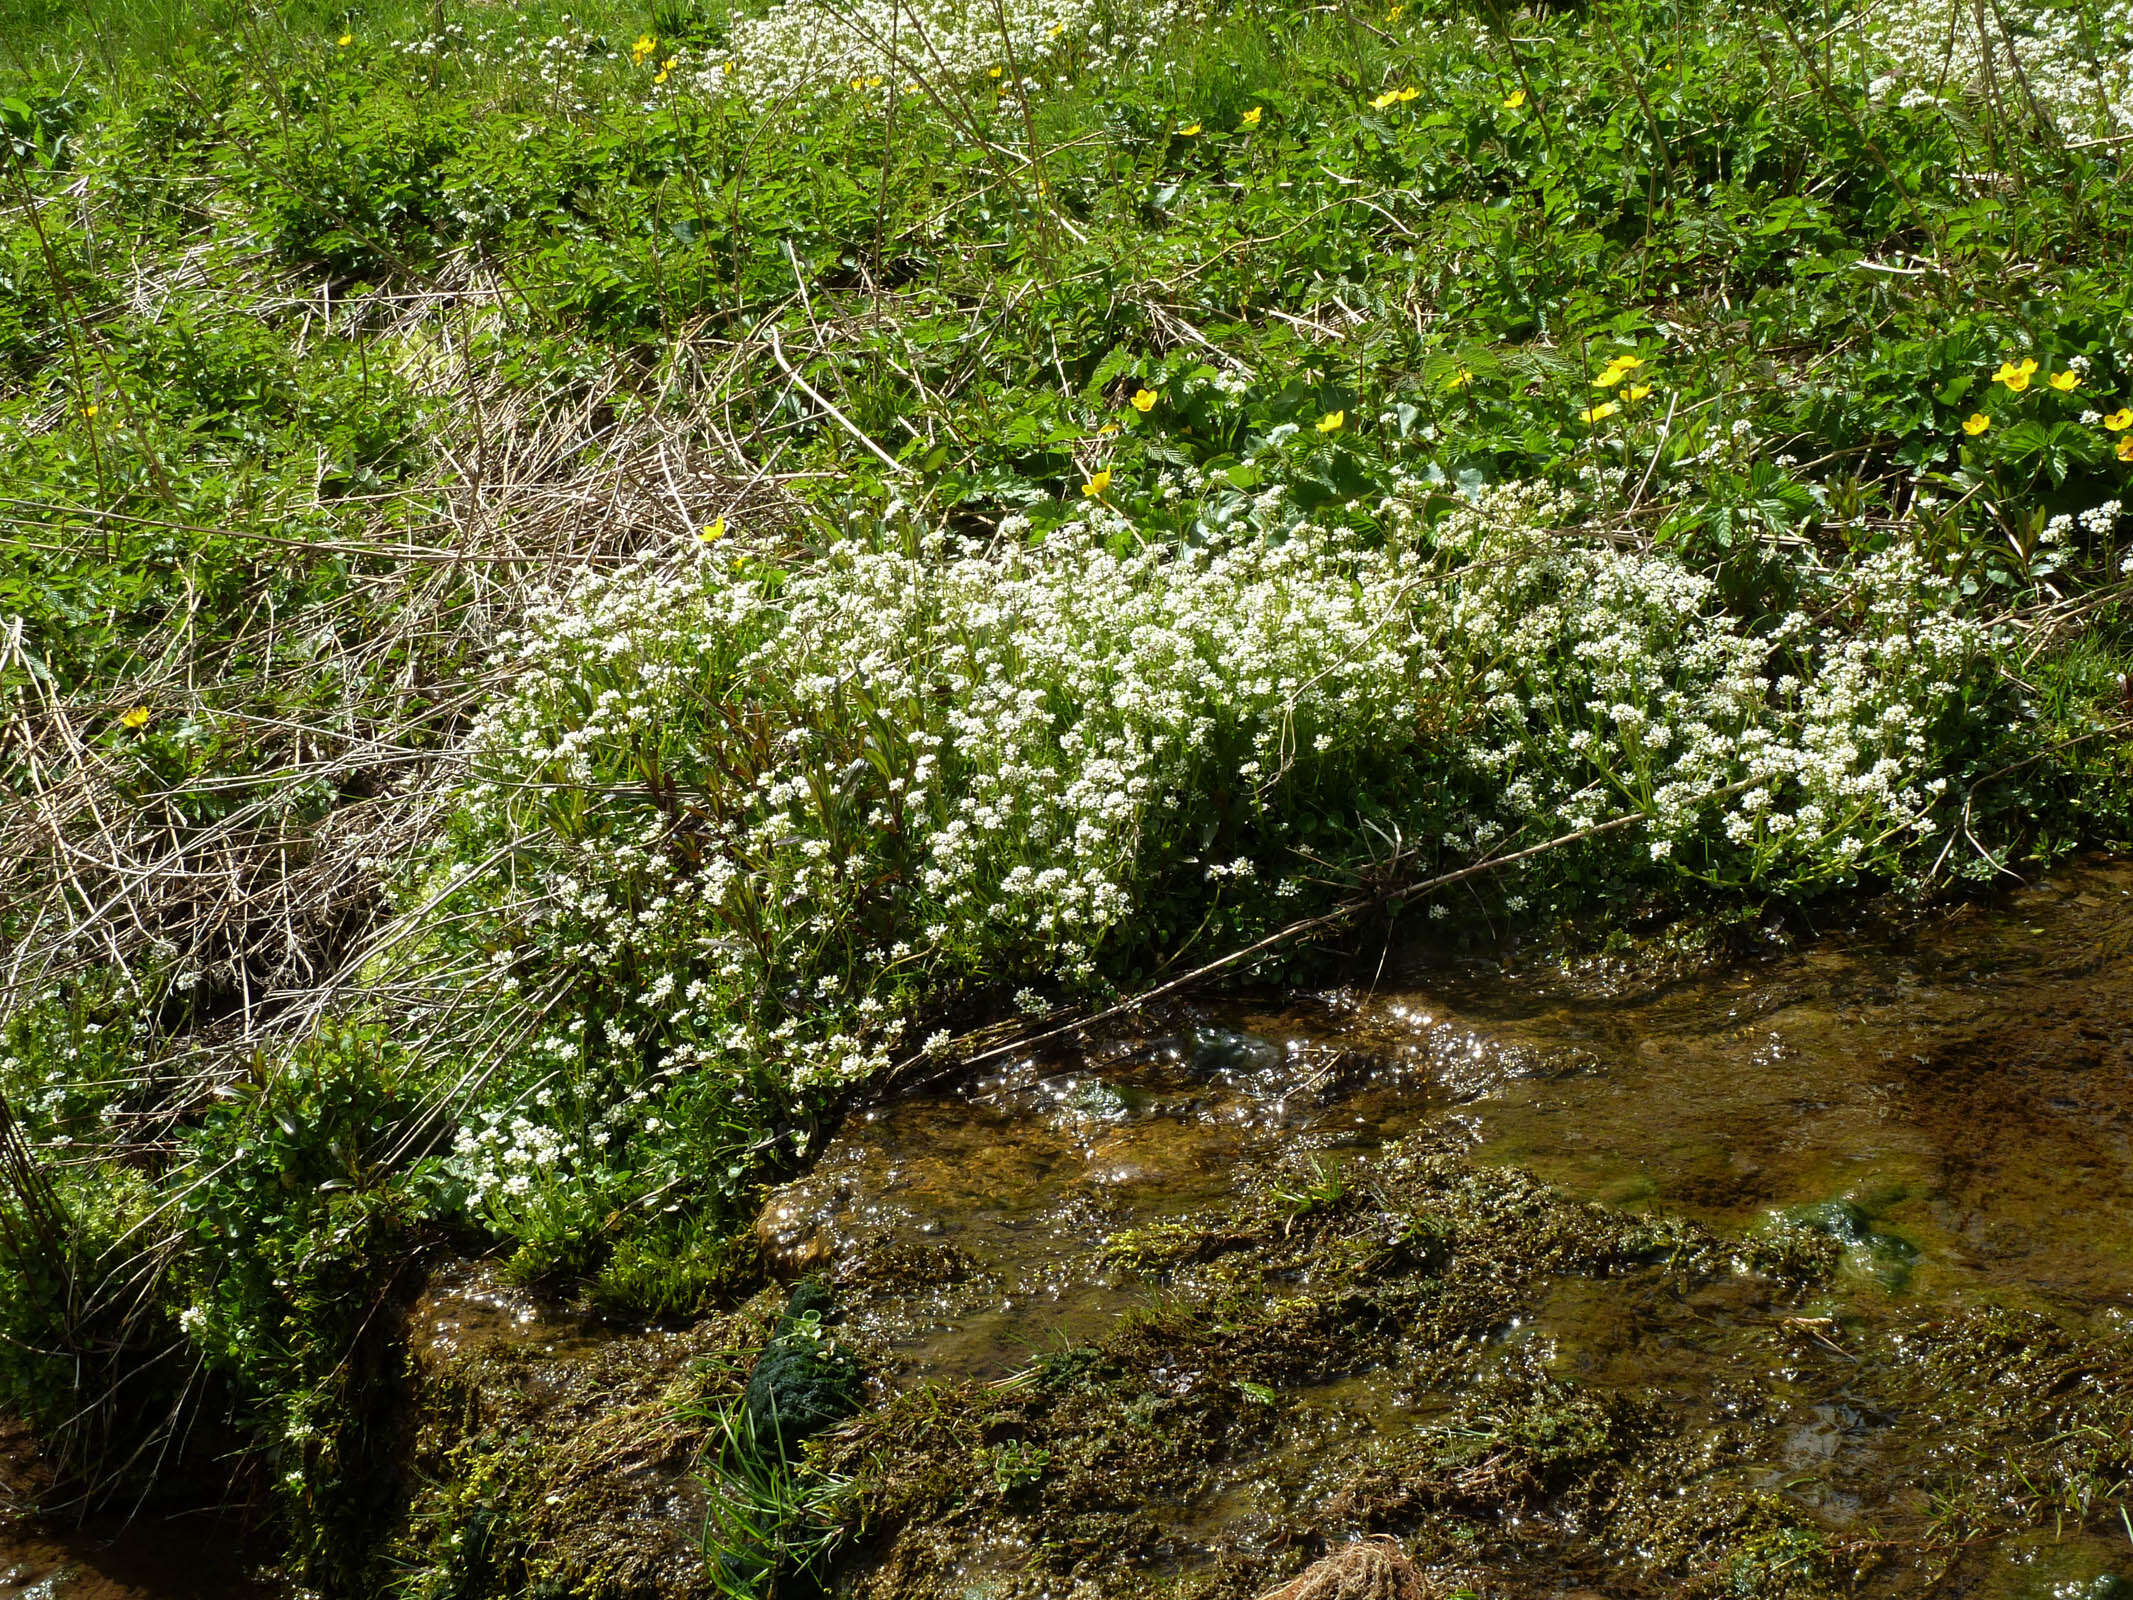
[4,863,2131,1599]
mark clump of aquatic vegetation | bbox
[2,0,2133,1582]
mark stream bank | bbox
[6,863,2131,1599]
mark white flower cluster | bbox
[447,1111,583,1213]
[433,484,2008,1162]
[681,0,1186,104]
[1864,0,2133,138]
[1434,501,1996,882]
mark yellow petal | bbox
[1395,86,1418,102]
[1370,89,1399,110]
[1130,388,1158,412]
[118,706,150,729]
[2104,408,2133,431]
[1625,384,1652,401]
[1178,122,1201,135]
[2048,370,2079,391]
[1502,88,1526,109]
[1082,469,1112,496]
[1578,402,1618,423]
[1241,106,1262,126]
[1961,412,1991,435]
[337,32,352,45]
[2118,435,2133,462]
[701,518,725,542]
[1316,410,1345,433]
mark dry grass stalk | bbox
[1255,1537,1446,1600]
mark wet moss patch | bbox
[817,1139,1862,1599]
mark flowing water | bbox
[6,861,2132,1597]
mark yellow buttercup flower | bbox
[1992,357,2038,392]
[1316,410,1345,434]
[1130,388,1158,413]
[1049,21,1065,35]
[2048,369,2079,392]
[1241,106,1262,126]
[988,65,1003,78]
[1178,122,1201,135]
[1082,468,1112,496]
[2105,408,2133,431]
[1625,383,1653,401]
[1502,88,1526,109]
[700,518,725,543]
[118,706,150,730]
[2119,435,2133,463]
[1387,3,1404,17]
[1446,368,1473,391]
[1370,88,1401,110]
[867,75,883,87]
[1395,86,1418,102]
[1579,401,1618,423]
[1591,367,1628,389]
[631,33,657,64]
[1961,412,1991,435]
[337,32,353,46]
[81,403,98,418]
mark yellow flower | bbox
[2118,435,2133,463]
[1578,401,1618,423]
[655,68,670,83]
[1446,367,1473,391]
[81,403,98,418]
[988,65,1003,78]
[1591,353,1644,387]
[1082,468,1112,496]
[1395,86,1418,102]
[1502,88,1526,109]
[2106,408,2133,431]
[1178,122,1201,135]
[118,706,150,730]
[1049,21,1065,35]
[1241,105,1262,126]
[337,32,353,46]
[1625,384,1653,401]
[1130,388,1158,413]
[700,518,725,543]
[1370,88,1400,110]
[1387,3,1403,16]
[1992,356,2038,391]
[2048,369,2079,392]
[867,74,883,87]
[631,33,657,64]
[1316,410,1345,434]
[1961,412,1991,435]
[722,59,735,74]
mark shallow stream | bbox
[6,861,2131,1598]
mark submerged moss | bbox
[814,1138,1865,1599]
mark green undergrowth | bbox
[3,0,2133,1581]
